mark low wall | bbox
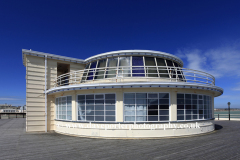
[54,120,214,138]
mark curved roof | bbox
[85,50,184,67]
[22,49,184,67]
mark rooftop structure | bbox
[22,49,223,138]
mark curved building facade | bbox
[22,49,223,138]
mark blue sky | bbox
[0,0,240,108]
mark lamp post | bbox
[227,102,231,121]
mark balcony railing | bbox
[54,66,215,87]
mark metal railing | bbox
[54,66,215,87]
[0,113,26,119]
[214,114,240,120]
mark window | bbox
[83,56,184,81]
[124,93,169,122]
[177,93,212,121]
[56,96,72,120]
[77,93,116,121]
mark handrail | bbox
[54,66,216,87]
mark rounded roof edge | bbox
[85,50,184,67]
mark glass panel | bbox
[145,57,158,77]
[86,95,94,99]
[95,94,103,99]
[95,105,104,110]
[177,116,184,120]
[95,116,104,121]
[177,110,184,114]
[160,116,169,121]
[136,110,147,115]
[106,57,118,78]
[156,58,169,78]
[87,61,97,80]
[148,116,158,121]
[125,99,135,104]
[106,111,115,115]
[119,57,131,77]
[136,93,147,99]
[106,116,115,121]
[78,95,85,100]
[105,94,115,99]
[125,110,135,115]
[148,99,158,105]
[136,116,147,121]
[95,111,104,115]
[159,93,169,98]
[159,105,169,109]
[160,110,169,115]
[125,116,135,121]
[95,100,104,104]
[166,60,176,78]
[78,105,85,120]
[136,99,147,104]
[124,93,135,99]
[159,99,169,104]
[105,99,115,104]
[148,110,158,115]
[81,63,90,82]
[186,115,191,120]
[136,105,147,110]
[86,105,94,115]
[95,59,106,79]
[86,116,94,121]
[148,93,158,98]
[124,105,135,110]
[132,56,145,77]
[106,105,115,110]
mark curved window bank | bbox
[22,49,223,138]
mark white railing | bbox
[54,66,215,87]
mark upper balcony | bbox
[54,65,216,87]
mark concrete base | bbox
[54,120,214,138]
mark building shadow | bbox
[215,124,223,130]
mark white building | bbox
[22,49,223,138]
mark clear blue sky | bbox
[0,0,240,108]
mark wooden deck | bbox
[0,118,239,159]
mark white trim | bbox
[46,82,224,96]
[85,50,184,66]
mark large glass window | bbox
[106,57,118,78]
[156,58,169,78]
[83,56,183,80]
[124,93,169,122]
[87,61,97,80]
[56,96,72,120]
[145,57,158,77]
[132,56,145,77]
[95,59,106,79]
[119,57,131,77]
[77,93,116,122]
[177,93,212,121]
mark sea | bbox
[214,110,240,118]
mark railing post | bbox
[218,114,219,120]
[75,72,76,84]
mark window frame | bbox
[123,92,170,122]
[177,93,212,121]
[55,95,72,120]
[76,93,116,122]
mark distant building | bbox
[22,49,223,138]
[0,109,17,113]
